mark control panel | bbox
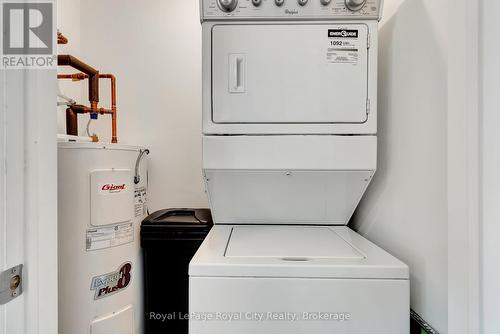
[201,0,383,21]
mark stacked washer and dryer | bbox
[190,0,409,333]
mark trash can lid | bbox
[141,208,213,229]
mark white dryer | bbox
[191,0,409,333]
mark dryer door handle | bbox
[229,54,245,93]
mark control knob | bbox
[320,0,332,5]
[345,0,366,11]
[275,0,285,6]
[298,0,308,6]
[252,0,262,6]
[217,0,238,12]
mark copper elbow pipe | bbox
[58,73,118,143]
[57,55,99,109]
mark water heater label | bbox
[326,29,359,65]
[86,222,134,252]
[90,262,132,300]
[134,187,147,217]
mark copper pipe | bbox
[58,72,118,143]
[99,74,117,143]
[57,73,86,81]
[57,55,99,109]
[57,32,68,45]
[66,108,78,136]
[69,104,113,115]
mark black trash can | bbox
[141,208,213,334]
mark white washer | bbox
[190,225,408,333]
[191,1,409,333]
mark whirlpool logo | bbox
[328,29,359,38]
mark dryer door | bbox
[212,24,370,124]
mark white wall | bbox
[57,0,208,211]
[57,0,82,131]
[351,0,448,332]
[480,0,500,332]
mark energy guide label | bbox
[327,29,360,65]
[327,41,359,64]
[86,222,134,251]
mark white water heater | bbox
[58,142,148,334]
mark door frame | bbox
[0,61,58,334]
[448,0,481,333]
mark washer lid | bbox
[189,225,409,279]
[225,226,364,260]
